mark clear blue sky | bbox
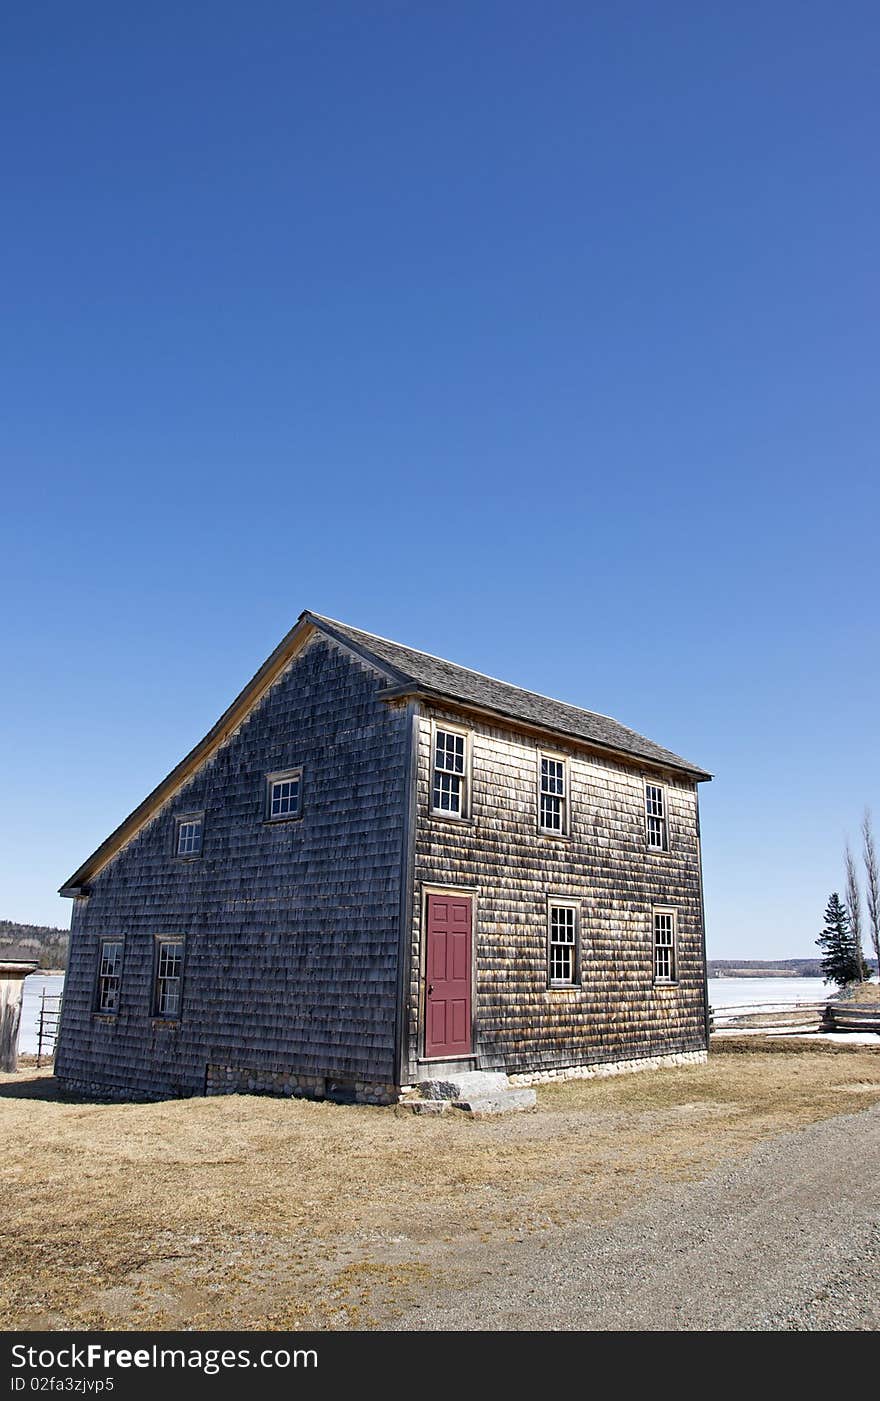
[1,3,877,956]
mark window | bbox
[539,754,567,834]
[266,768,302,821]
[548,901,579,986]
[653,909,677,983]
[96,940,123,1013]
[431,727,468,817]
[645,782,668,851]
[154,939,184,1018]
[174,813,203,857]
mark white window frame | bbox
[265,768,303,822]
[430,722,471,819]
[653,907,678,985]
[153,938,185,1019]
[96,939,123,1013]
[174,812,204,858]
[547,897,580,987]
[645,781,668,852]
[538,752,569,836]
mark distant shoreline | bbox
[709,970,824,979]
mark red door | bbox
[424,894,473,1059]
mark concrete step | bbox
[395,1098,449,1116]
[416,1070,511,1101]
[452,1087,537,1117]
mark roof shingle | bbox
[307,613,711,780]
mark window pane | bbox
[432,771,462,814]
[654,913,675,980]
[646,784,664,817]
[549,905,577,984]
[177,819,202,855]
[98,941,123,1012]
[541,758,565,795]
[99,942,122,977]
[435,731,465,774]
[270,776,300,817]
[541,793,563,830]
[156,941,183,1017]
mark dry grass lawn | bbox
[841,982,880,1004]
[2,1044,879,1331]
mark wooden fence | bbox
[821,1003,880,1034]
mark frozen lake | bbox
[707,976,831,1012]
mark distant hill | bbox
[708,957,878,979]
[0,920,69,970]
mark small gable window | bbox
[96,939,123,1013]
[645,783,668,851]
[266,769,303,821]
[174,814,203,858]
[431,727,469,818]
[539,754,568,835]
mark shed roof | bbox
[0,945,40,970]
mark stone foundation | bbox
[57,1067,398,1106]
[509,1048,708,1086]
[204,1064,397,1105]
[56,1077,166,1103]
[59,1051,707,1106]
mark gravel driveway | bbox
[389,1104,880,1331]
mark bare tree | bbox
[863,809,880,984]
[845,842,867,980]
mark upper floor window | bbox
[548,900,579,986]
[431,727,468,817]
[174,813,203,857]
[96,939,123,1013]
[539,754,567,834]
[653,908,677,983]
[266,768,303,821]
[645,782,668,851]
[154,939,184,1018]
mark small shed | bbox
[0,949,39,1072]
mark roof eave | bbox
[377,682,713,782]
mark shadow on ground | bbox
[0,1073,61,1100]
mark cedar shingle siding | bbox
[56,634,409,1101]
[404,705,706,1082]
[57,613,710,1103]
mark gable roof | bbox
[306,613,712,781]
[60,610,710,895]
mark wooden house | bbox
[56,612,712,1103]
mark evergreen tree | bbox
[816,892,862,987]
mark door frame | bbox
[419,882,479,1062]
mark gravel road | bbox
[390,1104,880,1331]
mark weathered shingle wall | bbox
[56,635,408,1100]
[406,706,707,1080]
